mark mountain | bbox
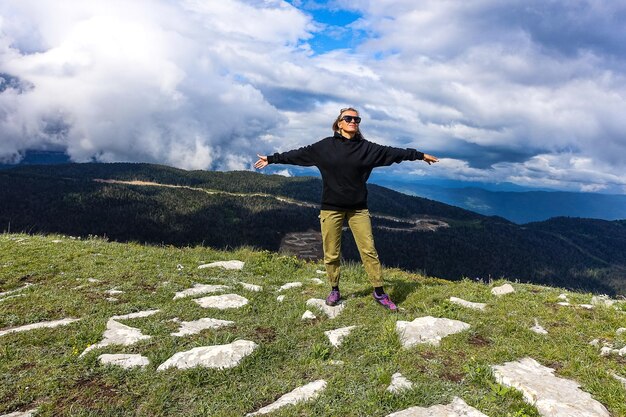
[1,163,625,294]
[372,179,626,224]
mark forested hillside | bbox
[1,163,625,294]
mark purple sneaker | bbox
[373,292,397,311]
[326,289,341,306]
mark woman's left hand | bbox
[423,154,439,165]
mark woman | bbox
[255,107,438,310]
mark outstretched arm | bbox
[254,154,268,169]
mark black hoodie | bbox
[267,132,424,210]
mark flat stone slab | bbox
[396,316,471,348]
[0,318,81,337]
[386,397,488,416]
[198,260,244,270]
[0,283,33,297]
[173,284,230,300]
[111,309,160,320]
[246,380,327,416]
[80,319,151,356]
[193,294,249,309]
[0,409,38,417]
[278,282,303,291]
[98,354,150,369]
[324,326,357,347]
[239,282,263,292]
[306,298,345,319]
[450,297,486,310]
[492,357,610,417]
[491,283,515,296]
[387,372,413,394]
[157,340,258,370]
[171,318,235,337]
[302,310,317,320]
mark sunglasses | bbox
[341,115,361,124]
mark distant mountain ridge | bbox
[1,162,625,294]
[373,179,626,224]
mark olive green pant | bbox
[320,209,383,288]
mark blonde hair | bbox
[332,107,364,139]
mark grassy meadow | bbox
[1,233,626,416]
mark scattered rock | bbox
[306,298,345,319]
[611,373,626,388]
[278,282,303,292]
[111,309,160,320]
[530,319,548,335]
[98,354,150,369]
[198,260,244,270]
[310,278,324,285]
[276,295,285,302]
[193,294,249,309]
[600,346,613,356]
[589,339,600,347]
[329,360,344,366]
[80,319,151,356]
[491,283,515,296]
[239,282,263,292]
[396,316,471,348]
[106,288,124,295]
[172,318,234,337]
[301,310,316,321]
[492,357,610,417]
[106,297,118,302]
[449,297,486,311]
[324,326,357,347]
[386,397,487,417]
[0,318,81,337]
[87,278,100,283]
[557,302,571,307]
[0,283,33,297]
[386,373,413,394]
[617,328,626,335]
[246,380,327,416]
[591,295,615,308]
[157,340,258,370]
[315,270,325,274]
[579,304,594,310]
[0,294,26,303]
[173,284,230,300]
[558,293,569,301]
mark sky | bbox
[1,0,625,194]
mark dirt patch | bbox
[543,360,563,371]
[468,334,490,347]
[53,376,122,413]
[440,369,464,382]
[254,326,277,343]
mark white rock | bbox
[591,295,615,307]
[194,294,249,309]
[0,318,81,337]
[396,316,470,348]
[173,284,230,300]
[0,409,39,417]
[157,340,257,370]
[278,282,303,291]
[599,346,613,357]
[386,373,413,394]
[106,297,118,302]
[276,295,285,302]
[306,298,345,319]
[386,397,488,417]
[329,360,344,366]
[106,288,124,295]
[557,302,571,307]
[87,278,100,283]
[558,293,569,301]
[616,328,626,335]
[589,339,600,347]
[171,318,234,337]
[301,310,317,321]
[491,283,515,296]
[310,278,324,285]
[80,319,151,356]
[98,354,150,369]
[111,309,160,320]
[579,304,594,310]
[449,297,486,310]
[315,270,325,274]
[492,357,610,417]
[246,380,327,416]
[198,260,244,270]
[612,373,626,388]
[618,346,626,356]
[239,282,263,292]
[0,283,33,297]
[530,319,548,335]
[0,294,26,303]
[324,326,357,347]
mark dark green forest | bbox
[1,163,625,295]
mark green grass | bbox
[1,233,625,416]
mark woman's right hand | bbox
[254,154,268,169]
